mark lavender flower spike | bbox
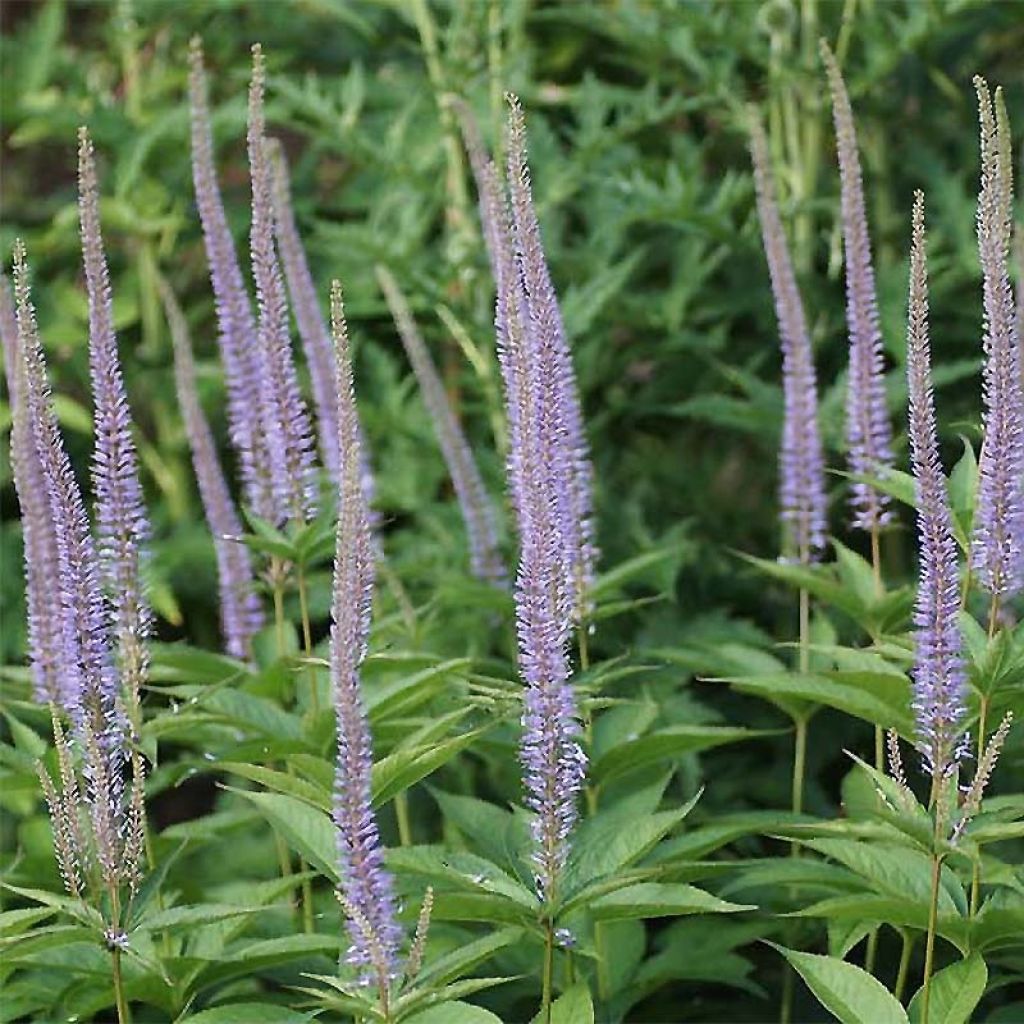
[506,95,597,616]
[821,42,894,531]
[188,38,274,521]
[1,275,64,705]
[160,278,263,659]
[13,242,118,727]
[79,127,151,719]
[971,79,1024,601]
[500,257,586,903]
[268,140,340,481]
[749,112,828,563]
[14,242,127,869]
[248,45,318,525]
[328,280,401,984]
[906,192,968,780]
[377,266,505,585]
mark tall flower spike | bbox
[268,140,340,481]
[505,94,596,616]
[14,241,126,846]
[160,277,263,659]
[499,252,586,903]
[1,274,64,705]
[247,44,318,525]
[328,281,401,982]
[749,112,829,563]
[906,192,968,781]
[14,242,118,728]
[79,127,151,722]
[188,38,275,521]
[821,42,894,531]
[377,266,505,585]
[971,79,1024,600]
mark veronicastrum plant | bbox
[1,9,1022,1024]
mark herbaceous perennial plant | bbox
[2,25,1023,1024]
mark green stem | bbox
[112,947,130,1024]
[541,920,555,1024]
[921,855,943,1024]
[396,792,413,847]
[792,717,808,817]
[894,929,913,1002]
[865,925,879,977]
[296,566,320,716]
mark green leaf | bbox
[234,790,338,880]
[372,727,488,806]
[404,1004,503,1024]
[590,882,753,920]
[590,726,766,784]
[180,1004,313,1023]
[769,944,909,1024]
[135,903,266,933]
[716,672,912,733]
[907,954,986,1024]
[214,761,331,811]
[534,983,595,1024]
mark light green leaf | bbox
[907,954,987,1024]
[234,790,338,880]
[404,1003,503,1024]
[590,882,753,920]
[770,944,909,1024]
[534,983,595,1024]
[180,1004,313,1023]
[591,726,766,784]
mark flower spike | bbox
[749,111,828,563]
[971,79,1024,600]
[905,192,968,781]
[1,274,64,706]
[377,266,505,585]
[78,126,151,721]
[328,280,401,982]
[188,37,275,521]
[247,44,318,525]
[161,277,263,659]
[821,41,894,531]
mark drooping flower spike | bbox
[821,41,894,532]
[78,127,151,722]
[377,265,505,585]
[188,38,274,521]
[749,112,828,564]
[971,78,1024,601]
[905,192,968,782]
[160,277,263,659]
[0,275,64,706]
[247,44,319,526]
[328,280,401,984]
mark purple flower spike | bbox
[749,113,828,564]
[79,128,151,717]
[328,281,401,984]
[188,38,275,522]
[821,43,894,531]
[377,266,505,586]
[14,242,124,823]
[161,278,263,659]
[906,193,968,781]
[505,95,596,617]
[247,45,318,526]
[971,79,1024,601]
[268,140,341,482]
[1,275,64,706]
